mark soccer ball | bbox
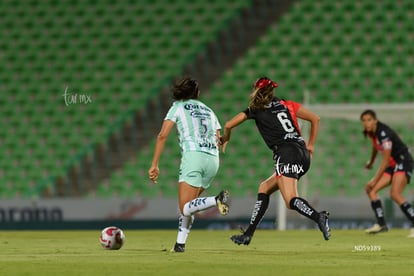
[99,226,125,250]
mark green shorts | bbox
[179,151,219,189]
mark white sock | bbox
[182,196,216,216]
[176,214,194,244]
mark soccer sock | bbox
[400,202,414,227]
[289,197,320,222]
[244,193,269,237]
[182,196,216,216]
[176,214,194,244]
[371,199,387,226]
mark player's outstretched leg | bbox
[182,190,230,216]
[230,193,270,246]
[289,197,331,240]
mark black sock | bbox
[289,197,320,223]
[371,199,387,226]
[244,193,269,237]
[400,202,414,226]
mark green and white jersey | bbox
[165,99,221,156]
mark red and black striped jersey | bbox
[370,121,413,164]
[243,97,305,149]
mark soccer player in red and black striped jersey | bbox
[361,109,414,237]
[220,76,331,245]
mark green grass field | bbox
[0,229,413,275]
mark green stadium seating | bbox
[2,0,413,199]
[0,0,253,198]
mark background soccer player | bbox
[148,77,230,252]
[361,109,414,237]
[220,76,330,245]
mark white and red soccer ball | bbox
[99,226,125,250]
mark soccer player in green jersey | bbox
[149,77,230,252]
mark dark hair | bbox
[360,109,377,121]
[360,109,377,138]
[249,77,278,110]
[172,77,199,100]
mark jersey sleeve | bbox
[284,100,302,114]
[242,107,254,119]
[164,102,179,122]
[378,129,393,150]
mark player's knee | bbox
[258,181,270,193]
[390,190,401,202]
[366,187,377,197]
[178,203,186,215]
[257,182,265,192]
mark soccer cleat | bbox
[230,233,252,245]
[171,242,185,253]
[407,228,414,238]
[365,224,388,234]
[216,190,230,216]
[318,211,331,240]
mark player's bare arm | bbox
[220,112,247,153]
[296,106,320,155]
[365,146,378,169]
[148,119,175,183]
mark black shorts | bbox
[384,161,413,184]
[272,142,310,180]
